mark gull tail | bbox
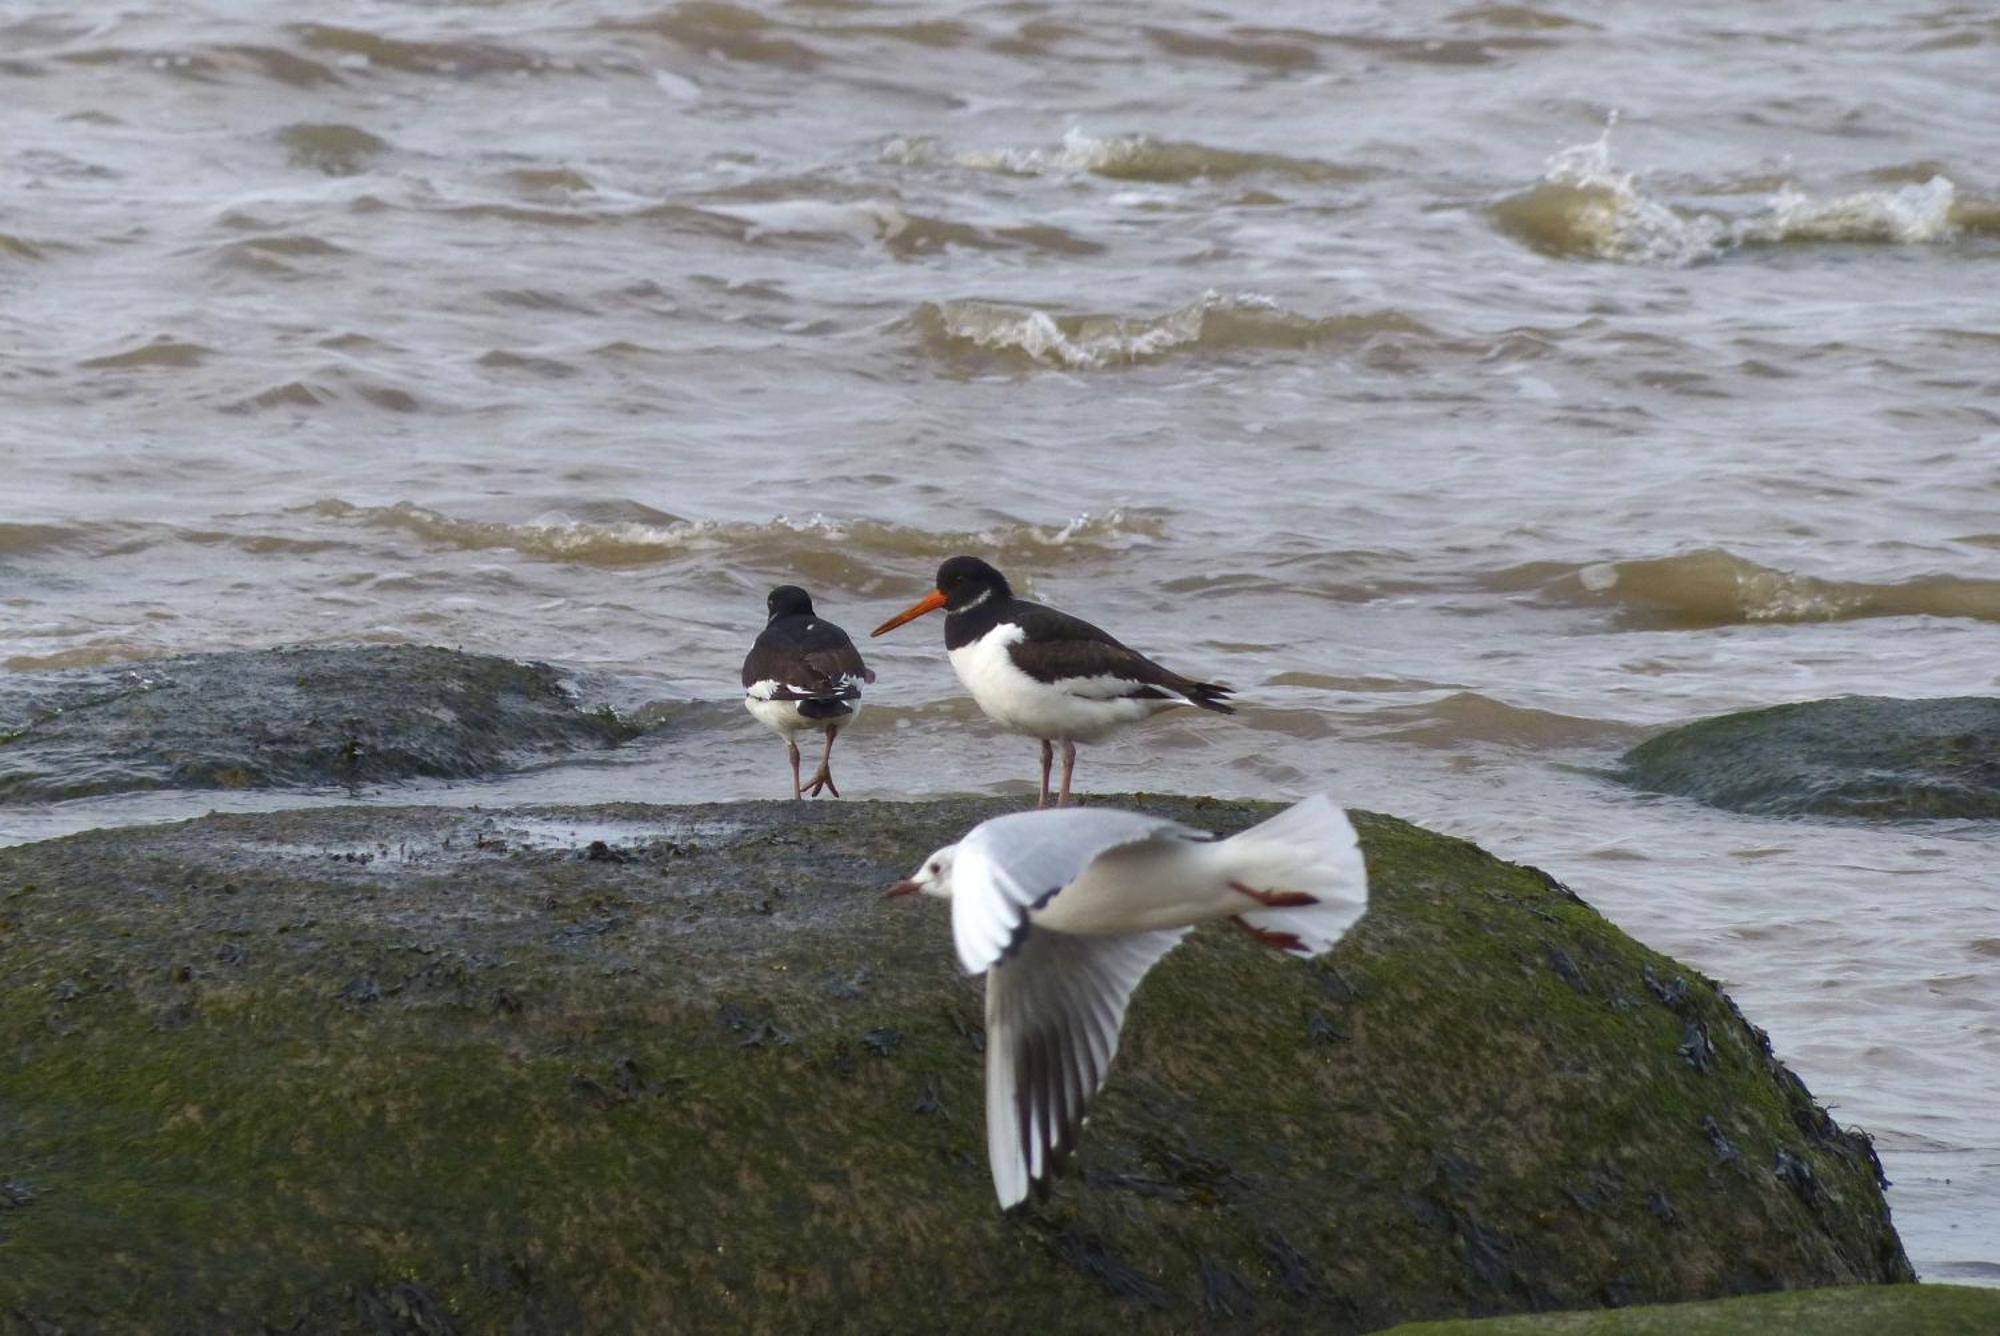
[1217,794,1368,957]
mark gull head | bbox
[886,843,958,899]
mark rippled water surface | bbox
[3,0,1997,1284]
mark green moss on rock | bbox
[1383,1281,2000,1334]
[0,796,1911,1331]
[1617,696,2000,819]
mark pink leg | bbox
[1037,739,1053,808]
[804,727,841,798]
[1058,739,1077,807]
[788,739,803,800]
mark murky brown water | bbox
[3,0,1996,1283]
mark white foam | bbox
[1532,120,1963,266]
[1744,176,1957,246]
[956,127,1135,176]
[714,199,911,245]
[932,291,1281,369]
[1537,123,1730,265]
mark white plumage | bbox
[946,625,1184,744]
[891,794,1369,1208]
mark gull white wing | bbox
[984,925,1190,1208]
[948,807,1199,976]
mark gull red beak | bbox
[885,879,922,899]
[871,589,948,637]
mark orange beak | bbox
[885,879,922,898]
[871,589,948,637]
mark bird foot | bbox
[1228,881,1316,908]
[803,767,840,799]
[1232,917,1306,953]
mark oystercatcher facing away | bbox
[742,585,875,799]
[889,794,1369,1207]
[871,556,1235,805]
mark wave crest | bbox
[1533,548,2000,627]
[914,292,1428,370]
[309,500,1164,568]
[1492,124,1988,265]
[891,128,1364,184]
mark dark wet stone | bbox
[1260,1229,1325,1302]
[1703,1116,1747,1170]
[1547,946,1587,993]
[1643,964,1692,1011]
[0,644,641,803]
[1617,695,2000,819]
[1198,1253,1257,1317]
[354,1281,458,1336]
[0,796,1913,1331]
[1680,1020,1716,1073]
[1043,1228,1176,1309]
[1775,1148,1822,1207]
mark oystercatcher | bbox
[742,585,875,799]
[888,794,1369,1207]
[870,556,1235,805]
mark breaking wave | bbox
[913,292,1429,370]
[309,500,1164,568]
[887,128,1366,184]
[1491,124,1995,266]
[686,197,1098,257]
[1528,548,2000,628]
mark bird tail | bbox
[1183,681,1235,714]
[1216,794,1368,957]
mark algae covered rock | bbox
[1617,695,2000,819]
[1384,1281,2000,1334]
[0,796,1910,1331]
[0,644,641,803]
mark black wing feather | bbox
[1006,603,1235,712]
[741,614,875,696]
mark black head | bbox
[766,585,815,621]
[934,556,1010,611]
[872,556,1012,638]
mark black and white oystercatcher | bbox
[871,556,1235,805]
[742,585,875,799]
[889,793,1369,1207]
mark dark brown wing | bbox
[742,615,874,697]
[1008,604,1234,712]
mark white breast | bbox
[947,623,1179,743]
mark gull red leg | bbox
[1058,739,1077,807]
[1037,739,1054,808]
[1232,916,1306,953]
[1229,880,1317,908]
[788,739,803,801]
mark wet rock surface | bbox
[0,796,1911,1331]
[0,645,641,803]
[1384,1281,2000,1334]
[1615,695,2000,820]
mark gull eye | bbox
[928,862,941,876]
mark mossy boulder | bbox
[1617,696,2000,819]
[1384,1281,2000,1334]
[0,645,642,803]
[0,796,1911,1331]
